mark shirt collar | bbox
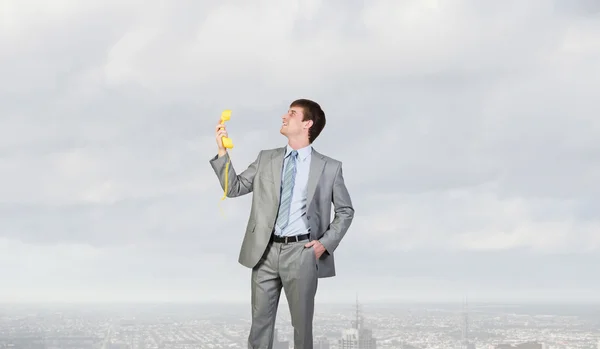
[285,144,312,161]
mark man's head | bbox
[280,99,326,145]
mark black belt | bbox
[271,233,310,244]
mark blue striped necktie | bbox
[276,150,298,231]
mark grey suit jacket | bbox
[209,146,354,278]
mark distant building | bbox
[338,297,377,349]
[273,328,289,349]
[495,342,543,349]
[340,327,376,349]
[315,336,330,349]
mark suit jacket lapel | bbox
[307,149,326,205]
[270,146,326,205]
[271,147,286,202]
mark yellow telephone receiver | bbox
[219,110,233,203]
[219,110,234,149]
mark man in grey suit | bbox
[209,99,355,349]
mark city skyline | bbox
[2,300,599,349]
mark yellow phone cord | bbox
[218,158,230,217]
[221,159,230,201]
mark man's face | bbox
[280,106,310,138]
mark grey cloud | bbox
[341,247,600,288]
[0,192,250,249]
[553,0,600,15]
[290,0,368,40]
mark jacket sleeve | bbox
[318,162,355,254]
[209,151,261,198]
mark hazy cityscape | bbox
[1,300,599,349]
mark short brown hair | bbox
[290,99,326,144]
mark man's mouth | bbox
[282,122,288,126]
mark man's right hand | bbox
[215,121,228,157]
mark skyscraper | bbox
[338,296,376,349]
[462,297,475,349]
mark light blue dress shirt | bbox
[274,144,312,237]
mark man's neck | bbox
[287,138,310,150]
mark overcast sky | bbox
[1,0,599,304]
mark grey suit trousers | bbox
[249,239,319,349]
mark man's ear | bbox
[304,119,313,129]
